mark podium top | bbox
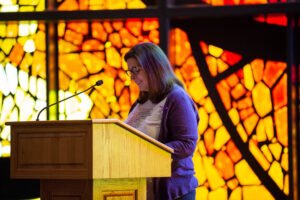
[6,119,173,153]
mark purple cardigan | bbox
[130,85,199,200]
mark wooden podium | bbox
[6,119,173,200]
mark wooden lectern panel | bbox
[7,119,173,200]
[9,120,93,179]
[92,122,172,179]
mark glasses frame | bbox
[125,66,142,77]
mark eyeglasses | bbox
[125,66,142,77]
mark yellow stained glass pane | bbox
[203,156,225,190]
[235,159,261,185]
[243,186,274,200]
[252,82,272,117]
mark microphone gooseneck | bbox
[36,80,104,121]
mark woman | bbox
[124,42,199,200]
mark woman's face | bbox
[126,57,149,92]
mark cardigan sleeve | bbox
[164,89,199,158]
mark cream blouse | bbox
[125,98,167,139]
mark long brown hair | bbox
[124,42,183,103]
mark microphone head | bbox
[95,80,103,86]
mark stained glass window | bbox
[0,0,298,200]
[0,21,46,157]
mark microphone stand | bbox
[36,80,103,121]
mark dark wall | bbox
[0,158,40,200]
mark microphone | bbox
[36,80,103,121]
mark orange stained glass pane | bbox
[68,22,89,35]
[104,65,118,80]
[82,39,104,51]
[103,21,114,33]
[6,23,18,37]
[170,28,191,66]
[216,80,231,110]
[58,0,146,10]
[149,29,159,44]
[126,20,142,36]
[143,19,159,31]
[237,96,252,110]
[252,82,272,117]
[221,50,242,66]
[227,178,239,190]
[65,29,84,45]
[112,21,124,31]
[91,22,108,42]
[80,52,105,73]
[78,0,88,10]
[231,83,246,100]
[58,0,79,10]
[109,33,122,48]
[274,106,288,147]
[204,128,215,156]
[263,61,286,88]
[118,87,131,112]
[59,39,80,53]
[226,140,242,163]
[217,58,229,73]
[272,74,287,111]
[9,43,24,66]
[120,28,139,47]
[59,53,88,80]
[239,107,255,121]
[215,151,234,180]
[226,74,239,88]
[59,70,71,90]
[90,90,110,117]
[115,79,125,96]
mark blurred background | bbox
[0,0,299,199]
